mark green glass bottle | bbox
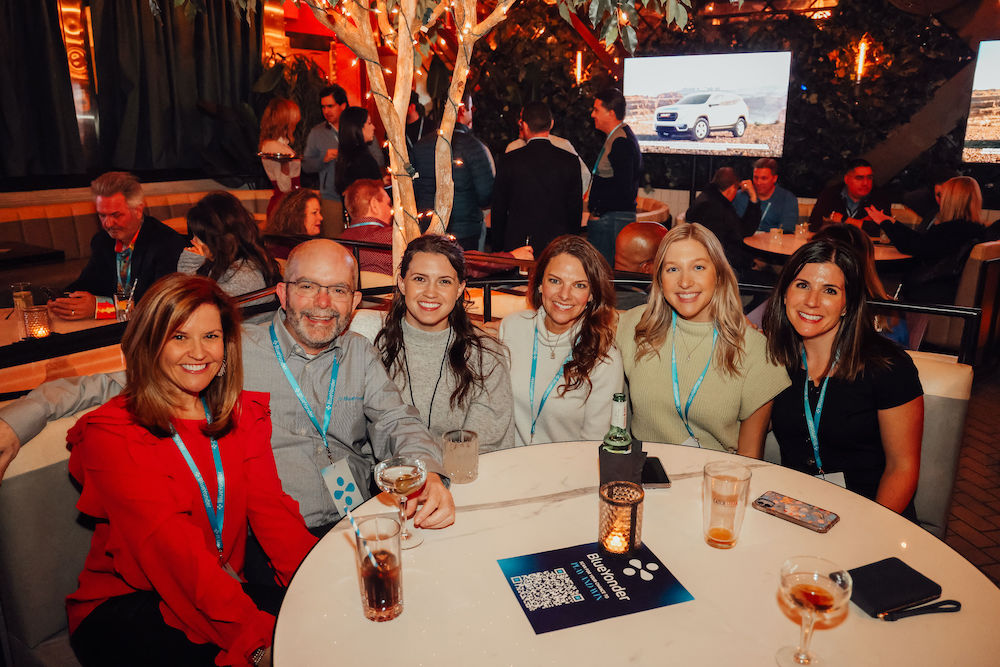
[602,393,632,454]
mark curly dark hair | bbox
[375,235,504,409]
[528,235,617,398]
[186,192,281,286]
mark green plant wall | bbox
[471,0,996,206]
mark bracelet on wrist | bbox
[251,646,267,665]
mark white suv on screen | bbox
[653,92,749,141]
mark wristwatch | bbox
[251,646,267,665]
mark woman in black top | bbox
[335,107,384,199]
[764,239,923,515]
[868,176,986,304]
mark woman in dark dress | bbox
[334,106,384,200]
[764,239,924,516]
[869,176,987,304]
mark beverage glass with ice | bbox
[442,429,479,484]
[702,460,752,549]
[355,516,403,622]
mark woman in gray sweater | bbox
[375,235,514,452]
[177,192,281,302]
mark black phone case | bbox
[641,457,671,488]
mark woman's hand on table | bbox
[48,291,97,320]
[408,472,455,529]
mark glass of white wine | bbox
[373,456,428,549]
[776,556,852,666]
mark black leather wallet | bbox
[848,557,961,621]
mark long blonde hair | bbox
[937,176,983,225]
[633,223,746,376]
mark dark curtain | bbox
[0,0,85,178]
[90,0,262,174]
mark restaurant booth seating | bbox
[923,240,1000,363]
[763,350,973,539]
[0,409,93,667]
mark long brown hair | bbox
[633,223,747,376]
[528,235,616,398]
[375,235,504,408]
[763,239,893,381]
[187,192,281,286]
[122,274,244,437]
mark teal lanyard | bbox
[590,122,624,176]
[349,221,383,229]
[670,312,718,442]
[170,398,225,557]
[529,323,571,438]
[802,349,837,474]
[269,323,339,453]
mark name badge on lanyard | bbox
[802,349,845,487]
[269,323,362,514]
[528,324,571,443]
[670,312,717,448]
[170,398,226,561]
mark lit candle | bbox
[22,306,51,339]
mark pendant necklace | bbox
[680,325,712,361]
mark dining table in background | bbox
[274,442,1000,666]
[744,230,912,262]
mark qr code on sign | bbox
[510,568,585,611]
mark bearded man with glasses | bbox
[0,240,454,572]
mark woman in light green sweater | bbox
[375,235,514,452]
[616,223,789,455]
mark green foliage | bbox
[634,0,973,197]
[469,3,607,165]
[252,54,329,152]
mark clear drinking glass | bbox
[355,516,403,622]
[114,283,135,322]
[702,460,752,549]
[373,456,427,549]
[10,282,32,311]
[442,429,479,484]
[775,556,853,666]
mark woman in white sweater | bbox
[375,235,514,453]
[500,235,623,446]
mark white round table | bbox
[274,443,1000,666]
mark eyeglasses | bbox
[284,280,356,300]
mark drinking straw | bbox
[345,508,380,569]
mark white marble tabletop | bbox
[274,442,1000,666]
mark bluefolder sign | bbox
[497,542,693,634]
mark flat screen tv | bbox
[961,40,1000,164]
[623,51,792,158]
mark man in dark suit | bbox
[48,172,187,320]
[491,102,583,255]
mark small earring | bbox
[216,359,227,377]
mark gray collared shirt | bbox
[243,312,443,526]
[0,311,443,528]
